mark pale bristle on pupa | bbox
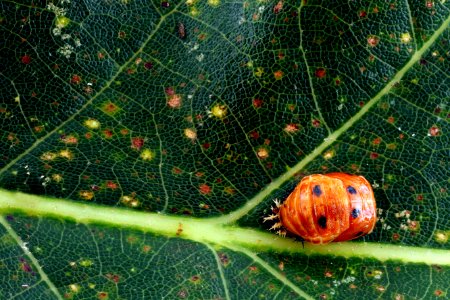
[263,199,286,236]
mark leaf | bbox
[0,0,449,299]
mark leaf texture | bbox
[0,0,449,299]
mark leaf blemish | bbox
[199,183,212,195]
[256,147,269,159]
[367,35,380,47]
[209,104,227,119]
[84,118,101,129]
[131,137,145,150]
[165,87,182,109]
[140,149,155,161]
[284,123,300,134]
[21,54,32,64]
[315,67,326,78]
[184,128,197,141]
[178,22,186,39]
[252,98,263,108]
[428,125,440,136]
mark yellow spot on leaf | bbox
[323,149,335,160]
[129,199,140,207]
[367,269,383,278]
[79,190,94,200]
[257,147,269,159]
[84,118,101,129]
[208,0,220,6]
[79,259,93,267]
[59,149,74,160]
[69,284,81,293]
[254,67,264,77]
[400,32,411,43]
[121,195,133,203]
[52,173,64,183]
[40,152,58,161]
[385,174,395,181]
[434,231,448,244]
[140,149,155,161]
[56,16,70,28]
[189,7,200,16]
[210,104,227,119]
[184,128,197,140]
[121,195,140,208]
[386,143,397,150]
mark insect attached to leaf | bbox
[264,173,377,244]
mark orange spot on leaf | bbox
[429,125,440,136]
[315,68,326,78]
[199,184,211,195]
[71,74,82,84]
[274,70,284,80]
[253,98,263,108]
[131,137,144,150]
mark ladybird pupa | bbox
[268,173,376,244]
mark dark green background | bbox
[0,0,448,299]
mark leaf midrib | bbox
[1,189,449,266]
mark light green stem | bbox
[1,189,448,266]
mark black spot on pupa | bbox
[318,216,327,229]
[351,208,361,218]
[313,185,322,196]
[347,186,357,194]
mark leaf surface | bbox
[0,0,449,299]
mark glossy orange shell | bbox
[279,173,376,244]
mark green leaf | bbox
[1,0,449,299]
